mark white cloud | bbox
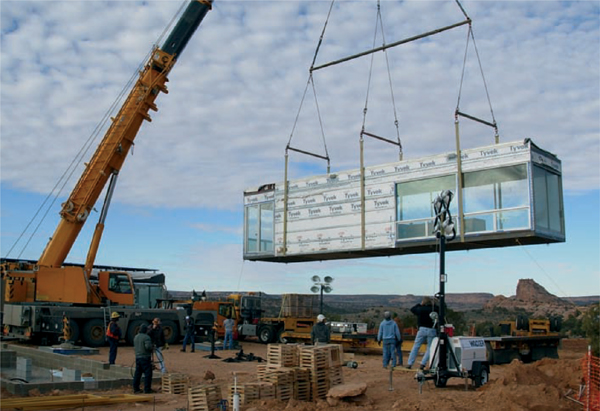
[1,1,598,296]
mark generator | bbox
[419,335,490,388]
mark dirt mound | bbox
[477,358,581,410]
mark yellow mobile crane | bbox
[2,0,215,347]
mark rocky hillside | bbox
[171,279,596,318]
[483,279,579,318]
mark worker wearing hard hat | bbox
[106,312,122,365]
[311,314,331,345]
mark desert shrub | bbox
[582,303,599,356]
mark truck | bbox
[1,0,215,347]
[187,292,319,344]
[484,316,563,364]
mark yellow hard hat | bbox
[111,312,120,319]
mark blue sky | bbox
[1,0,599,298]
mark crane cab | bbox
[97,271,135,305]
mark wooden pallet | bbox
[276,383,294,401]
[228,382,260,405]
[299,346,330,370]
[188,384,222,411]
[294,380,311,401]
[261,367,295,385]
[325,344,344,367]
[256,364,266,380]
[257,381,276,400]
[329,366,344,386]
[162,373,189,394]
[267,344,298,367]
[310,378,331,401]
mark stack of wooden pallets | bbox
[261,366,295,401]
[293,367,312,401]
[188,384,222,411]
[161,373,189,394]
[299,346,331,400]
[228,381,260,406]
[258,343,345,402]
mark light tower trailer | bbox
[417,335,490,388]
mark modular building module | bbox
[243,139,564,263]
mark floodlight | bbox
[311,275,321,283]
[323,285,333,293]
[323,276,333,284]
[310,286,320,294]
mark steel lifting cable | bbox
[286,0,335,169]
[361,0,403,160]
[455,18,499,141]
[7,2,187,259]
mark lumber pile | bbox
[0,394,151,410]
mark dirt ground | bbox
[1,338,589,411]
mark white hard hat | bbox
[317,314,326,323]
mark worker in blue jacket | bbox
[377,311,402,369]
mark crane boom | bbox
[2,0,213,306]
[38,0,213,269]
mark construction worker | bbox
[181,316,195,352]
[133,324,154,394]
[393,313,404,366]
[377,311,402,369]
[406,296,439,370]
[223,314,235,350]
[147,318,167,374]
[106,312,121,365]
[311,314,330,345]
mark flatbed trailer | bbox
[484,335,562,364]
[281,330,427,355]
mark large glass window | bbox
[245,205,259,253]
[533,166,564,234]
[463,164,530,233]
[396,175,457,239]
[245,202,274,254]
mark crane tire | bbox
[82,319,106,347]
[126,320,150,345]
[161,319,179,345]
[66,319,80,344]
